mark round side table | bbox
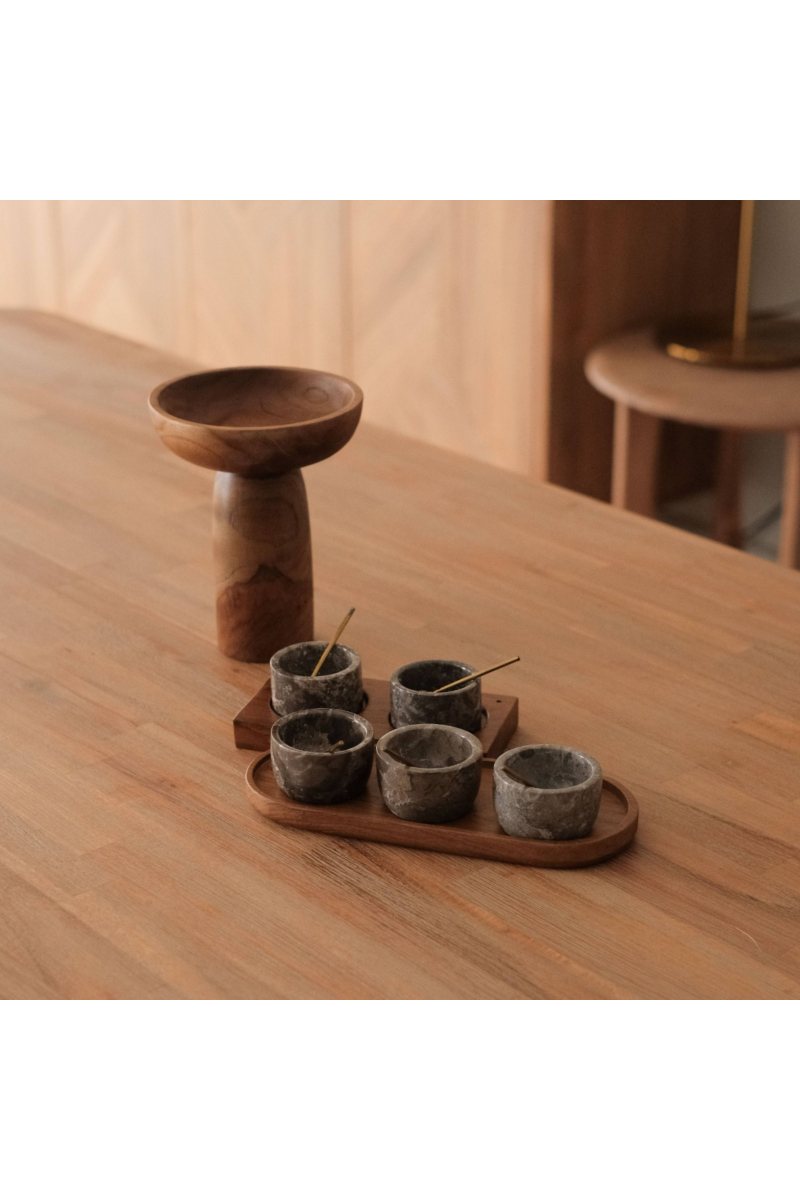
[585,327,800,568]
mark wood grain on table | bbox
[1,310,799,1000]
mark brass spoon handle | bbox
[433,655,521,693]
[311,608,355,677]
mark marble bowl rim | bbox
[390,659,479,697]
[494,744,602,795]
[376,723,483,774]
[271,708,374,758]
[270,640,361,682]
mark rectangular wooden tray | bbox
[234,675,519,760]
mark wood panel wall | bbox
[549,200,742,500]
[0,200,551,477]
[0,200,740,497]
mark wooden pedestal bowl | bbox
[149,366,363,662]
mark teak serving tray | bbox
[246,754,638,869]
[234,676,519,760]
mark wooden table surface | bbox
[2,310,800,1000]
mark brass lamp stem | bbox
[658,199,800,369]
[732,200,756,355]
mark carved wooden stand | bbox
[149,365,363,661]
[212,470,313,660]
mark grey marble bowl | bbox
[389,660,482,733]
[269,640,363,716]
[376,723,483,823]
[493,744,602,840]
[270,708,374,804]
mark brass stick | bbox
[733,199,755,355]
[311,607,355,677]
[433,655,521,693]
[504,765,531,787]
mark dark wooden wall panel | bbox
[548,201,741,500]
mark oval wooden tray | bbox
[246,753,638,869]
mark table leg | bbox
[712,430,742,547]
[611,403,660,516]
[779,430,800,569]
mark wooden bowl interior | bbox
[156,367,358,429]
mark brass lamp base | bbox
[658,316,800,370]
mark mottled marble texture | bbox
[389,660,482,733]
[376,724,483,823]
[270,709,374,804]
[270,641,363,716]
[493,745,602,840]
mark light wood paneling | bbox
[0,201,61,308]
[0,200,745,493]
[57,200,193,355]
[189,200,347,374]
[349,200,550,474]
[0,199,550,476]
